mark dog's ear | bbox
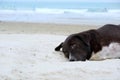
[75,33,92,60]
[55,42,63,51]
[89,30,102,53]
[75,33,91,47]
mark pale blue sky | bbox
[1,0,120,2]
[39,0,120,2]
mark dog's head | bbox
[55,30,102,61]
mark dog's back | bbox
[97,24,120,46]
[98,24,120,36]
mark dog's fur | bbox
[55,24,120,61]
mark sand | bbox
[0,22,120,80]
[0,21,99,35]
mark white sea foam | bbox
[0,9,34,14]
[35,8,64,14]
[0,8,120,14]
[0,8,120,24]
[35,8,88,14]
[108,9,120,13]
[35,8,120,14]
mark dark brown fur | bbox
[55,24,120,61]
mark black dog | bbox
[55,24,120,61]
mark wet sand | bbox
[0,21,99,35]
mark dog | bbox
[55,24,120,61]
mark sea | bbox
[0,1,120,25]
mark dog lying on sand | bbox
[55,24,120,61]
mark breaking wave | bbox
[35,8,120,14]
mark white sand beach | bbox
[0,22,120,80]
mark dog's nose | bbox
[69,59,75,61]
[69,53,76,61]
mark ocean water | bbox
[0,1,120,25]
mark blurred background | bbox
[0,0,120,25]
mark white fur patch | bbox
[90,43,120,60]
